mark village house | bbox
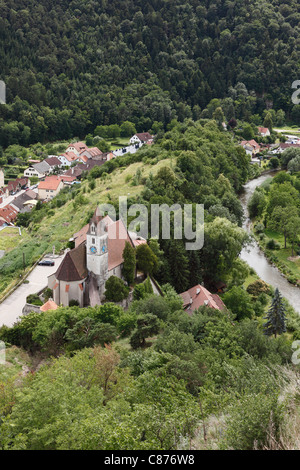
[48,207,147,307]
[10,189,38,213]
[180,284,225,314]
[24,161,51,179]
[130,132,154,145]
[0,204,19,225]
[44,156,64,172]
[240,139,261,158]
[38,176,64,201]
[65,141,88,156]
[0,187,8,204]
[7,177,29,195]
[80,147,103,159]
[258,127,270,137]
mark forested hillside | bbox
[0,0,300,147]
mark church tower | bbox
[86,208,109,293]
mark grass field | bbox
[264,229,300,280]
[0,227,26,252]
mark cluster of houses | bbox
[23,133,154,202]
[0,133,155,226]
[0,171,35,226]
[239,127,300,162]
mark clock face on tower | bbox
[90,246,97,254]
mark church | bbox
[48,207,146,307]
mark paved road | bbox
[0,254,65,327]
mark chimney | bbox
[189,298,193,305]
[196,287,201,295]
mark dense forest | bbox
[0,0,300,147]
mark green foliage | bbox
[104,276,130,302]
[136,244,158,276]
[223,286,255,320]
[26,294,42,306]
[223,393,284,450]
[264,288,287,338]
[122,241,136,285]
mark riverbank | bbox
[251,226,300,287]
[239,172,300,314]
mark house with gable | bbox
[66,141,88,156]
[38,176,64,201]
[130,132,154,145]
[258,127,270,138]
[240,139,261,158]
[180,284,225,314]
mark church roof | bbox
[55,243,88,282]
[107,219,134,270]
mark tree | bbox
[286,216,300,257]
[223,286,255,320]
[269,205,299,249]
[136,244,158,276]
[65,318,117,350]
[130,314,160,349]
[120,121,136,137]
[263,112,273,132]
[122,241,136,285]
[287,155,300,174]
[104,276,129,302]
[263,288,287,338]
[95,303,125,326]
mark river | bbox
[239,171,300,314]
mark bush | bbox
[26,294,43,306]
[246,280,271,298]
[223,393,284,450]
[104,276,129,302]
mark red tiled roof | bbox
[45,156,62,167]
[60,152,79,162]
[135,132,153,142]
[74,224,89,248]
[241,139,260,150]
[38,176,62,191]
[67,142,88,153]
[0,204,18,223]
[258,127,269,134]
[40,300,58,312]
[180,284,225,314]
[107,219,133,270]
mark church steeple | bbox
[86,208,109,290]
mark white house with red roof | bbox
[66,141,88,156]
[130,132,154,145]
[258,127,270,137]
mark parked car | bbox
[38,260,55,266]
